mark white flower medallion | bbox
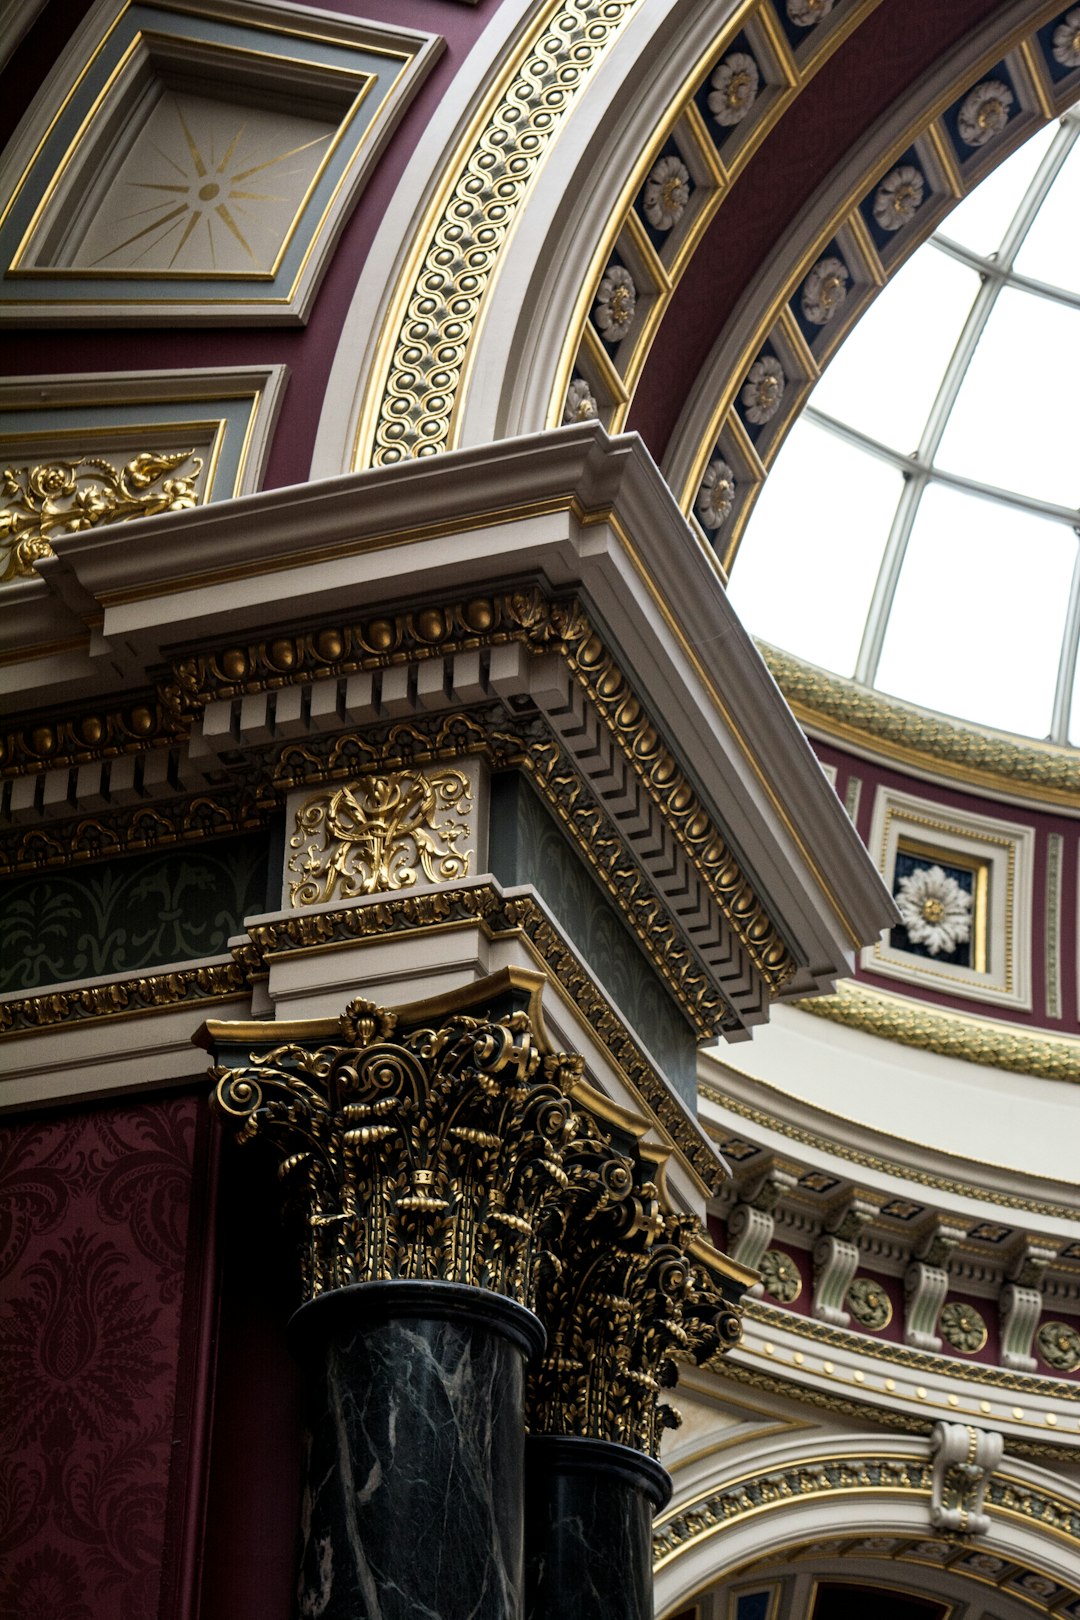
[740,355,785,424]
[695,458,736,529]
[787,0,834,26]
[872,165,925,231]
[643,155,690,231]
[563,378,598,423]
[594,264,637,341]
[895,864,973,957]
[708,53,760,125]
[1052,8,1080,68]
[801,256,850,324]
[957,80,1014,147]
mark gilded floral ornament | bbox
[801,256,850,325]
[894,864,972,957]
[1036,1319,1080,1372]
[288,769,471,905]
[708,52,760,126]
[846,1276,893,1330]
[957,80,1014,147]
[787,0,834,26]
[695,458,736,530]
[938,1300,988,1353]
[1052,8,1080,68]
[873,165,925,231]
[563,378,598,423]
[594,264,637,341]
[643,155,690,231]
[759,1247,802,1303]
[741,355,785,425]
[0,451,201,581]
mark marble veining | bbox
[295,1290,531,1620]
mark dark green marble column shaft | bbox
[290,1281,543,1620]
[524,1435,672,1620]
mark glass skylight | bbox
[729,111,1080,746]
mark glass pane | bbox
[936,123,1057,257]
[935,286,1080,506]
[875,482,1076,737]
[1013,129,1080,292]
[811,248,978,452]
[729,417,901,676]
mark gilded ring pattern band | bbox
[365,0,640,468]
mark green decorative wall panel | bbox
[489,775,698,1106]
[0,835,269,993]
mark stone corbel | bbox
[1000,1241,1055,1372]
[812,1197,874,1326]
[929,1421,1004,1536]
[905,1221,964,1350]
[727,1166,799,1294]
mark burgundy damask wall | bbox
[0,1094,199,1620]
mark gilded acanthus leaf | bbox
[1,451,202,580]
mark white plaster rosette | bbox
[708,52,760,126]
[694,457,736,529]
[894,864,972,957]
[740,355,785,425]
[957,79,1014,147]
[801,255,850,325]
[786,0,835,27]
[593,264,637,340]
[563,378,598,423]
[1052,8,1080,69]
[643,155,690,231]
[872,165,925,232]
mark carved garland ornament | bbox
[208,988,742,1450]
[1,452,202,581]
[287,770,471,904]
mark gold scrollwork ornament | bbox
[759,1247,802,1303]
[1,452,202,580]
[287,768,471,904]
[846,1275,893,1331]
[938,1300,988,1354]
[1036,1320,1080,1373]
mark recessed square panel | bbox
[0,1,437,323]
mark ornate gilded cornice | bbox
[235,881,722,1191]
[0,960,247,1036]
[761,643,1080,809]
[0,784,275,877]
[529,1125,742,1456]
[1,452,201,581]
[698,1078,1079,1221]
[744,1299,1080,1402]
[793,981,1080,1087]
[2,586,796,1000]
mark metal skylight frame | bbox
[803,111,1080,744]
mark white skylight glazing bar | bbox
[850,115,1080,693]
[1051,542,1080,743]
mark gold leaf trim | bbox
[794,981,1080,1086]
[761,642,1080,807]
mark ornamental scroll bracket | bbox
[929,1421,1004,1536]
[201,970,751,1453]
